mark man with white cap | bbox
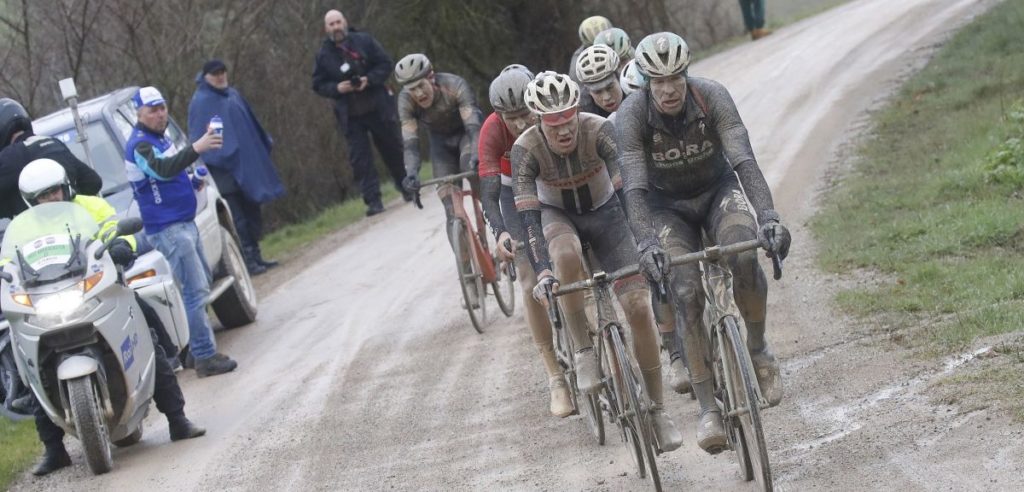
[123,86,238,378]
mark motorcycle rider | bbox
[6,159,206,476]
[512,71,683,450]
[616,32,791,453]
[478,65,572,417]
[0,97,102,220]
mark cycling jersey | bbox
[512,113,621,216]
[398,72,481,177]
[478,112,514,185]
[617,76,775,247]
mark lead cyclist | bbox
[616,32,792,454]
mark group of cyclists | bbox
[396,15,792,456]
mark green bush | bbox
[983,101,1024,187]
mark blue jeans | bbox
[147,222,217,360]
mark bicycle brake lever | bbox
[413,189,423,210]
[765,227,783,280]
[544,283,561,329]
[503,239,517,281]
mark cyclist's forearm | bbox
[624,189,659,249]
[403,137,421,176]
[480,176,507,237]
[734,161,775,220]
[521,209,553,274]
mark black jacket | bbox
[311,30,396,132]
[0,133,103,219]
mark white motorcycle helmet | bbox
[19,158,74,207]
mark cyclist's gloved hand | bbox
[757,210,791,260]
[402,175,421,193]
[638,239,668,284]
[496,231,515,261]
[109,238,135,269]
[532,270,559,307]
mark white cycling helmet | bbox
[489,68,534,113]
[501,64,534,78]
[634,32,690,78]
[593,27,633,61]
[575,45,620,86]
[619,59,647,96]
[19,158,73,207]
[395,53,433,86]
[578,16,612,45]
[524,71,581,116]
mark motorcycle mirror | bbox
[0,270,11,283]
[116,218,143,236]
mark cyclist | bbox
[575,45,625,118]
[513,71,683,451]
[594,27,634,72]
[9,159,206,476]
[616,32,791,453]
[575,47,689,393]
[478,65,572,418]
[397,53,485,282]
[619,59,647,97]
[568,15,613,83]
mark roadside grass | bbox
[260,166,431,261]
[0,418,39,490]
[811,1,1024,352]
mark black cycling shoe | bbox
[31,444,71,476]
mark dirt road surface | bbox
[15,0,1022,490]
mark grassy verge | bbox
[0,418,39,489]
[811,0,1024,411]
[260,166,431,261]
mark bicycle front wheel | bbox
[722,315,772,491]
[491,257,516,317]
[608,324,661,490]
[451,219,487,333]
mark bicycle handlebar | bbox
[413,171,478,210]
[555,239,770,296]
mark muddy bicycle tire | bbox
[559,306,604,445]
[608,324,661,490]
[491,256,516,317]
[451,220,487,333]
[722,315,772,491]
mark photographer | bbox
[311,9,408,216]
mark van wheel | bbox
[211,226,258,328]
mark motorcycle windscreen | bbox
[1,202,99,269]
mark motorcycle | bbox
[1,202,155,474]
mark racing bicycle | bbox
[414,171,515,333]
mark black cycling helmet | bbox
[0,98,32,152]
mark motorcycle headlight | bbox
[29,273,103,325]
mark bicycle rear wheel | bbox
[722,316,772,491]
[608,324,661,490]
[451,220,487,333]
[491,257,516,317]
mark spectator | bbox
[312,9,408,217]
[188,59,285,275]
[123,86,238,378]
[0,97,102,219]
[739,0,772,40]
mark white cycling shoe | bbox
[574,348,602,394]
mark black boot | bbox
[168,414,207,442]
[31,442,71,476]
[242,246,267,276]
[254,246,279,269]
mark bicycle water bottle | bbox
[209,115,223,136]
[192,166,208,190]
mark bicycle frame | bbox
[415,171,497,283]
